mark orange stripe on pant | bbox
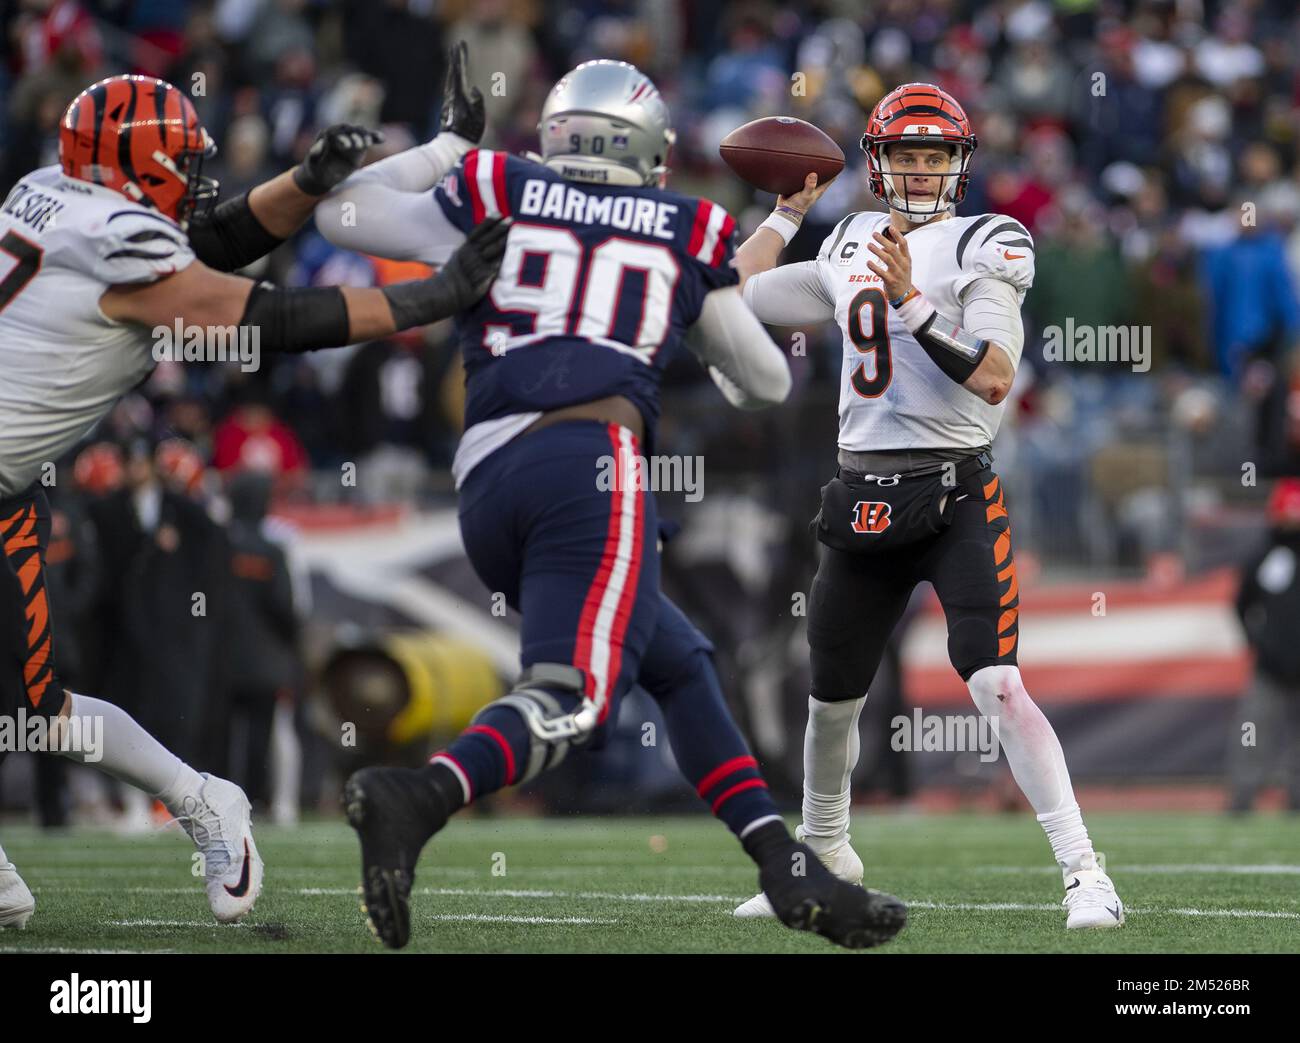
[2,504,55,709]
[987,479,1019,659]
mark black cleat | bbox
[342,766,450,949]
[760,842,907,950]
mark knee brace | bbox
[473,663,594,784]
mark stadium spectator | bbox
[204,471,301,814]
[1228,478,1300,812]
[211,384,310,496]
[85,440,230,824]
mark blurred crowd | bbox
[2,0,1299,576]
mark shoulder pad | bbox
[51,203,194,285]
[954,214,1034,292]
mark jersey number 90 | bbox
[486,223,680,361]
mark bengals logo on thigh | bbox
[851,500,891,534]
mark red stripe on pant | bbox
[571,424,643,725]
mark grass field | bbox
[2,811,1299,953]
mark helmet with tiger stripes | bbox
[860,82,978,223]
[59,75,218,228]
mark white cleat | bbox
[172,774,264,923]
[1063,866,1125,929]
[0,862,35,929]
[733,826,865,919]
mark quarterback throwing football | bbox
[732,83,1125,929]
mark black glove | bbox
[439,41,485,143]
[382,218,511,328]
[293,124,384,196]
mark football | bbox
[719,116,846,196]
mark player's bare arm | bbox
[253,124,386,237]
[735,171,834,290]
[101,217,509,346]
[183,123,384,276]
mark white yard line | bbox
[975,864,1300,875]
[0,946,176,954]
[297,886,741,902]
[426,913,617,925]
[906,900,1300,920]
[293,885,1300,920]
[108,920,249,928]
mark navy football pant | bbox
[439,421,777,836]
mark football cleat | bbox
[734,826,864,918]
[758,839,905,949]
[172,774,264,923]
[0,862,35,929]
[1063,866,1125,929]
[343,766,451,949]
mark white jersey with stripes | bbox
[743,210,1034,452]
[0,165,194,496]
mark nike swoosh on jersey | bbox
[1003,250,1025,260]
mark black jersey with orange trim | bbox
[433,149,738,438]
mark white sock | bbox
[967,666,1096,872]
[58,693,205,810]
[801,695,866,848]
[1038,803,1097,875]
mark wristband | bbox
[893,288,936,333]
[759,210,801,245]
[889,288,988,385]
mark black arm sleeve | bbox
[240,281,352,354]
[915,312,990,384]
[187,193,285,272]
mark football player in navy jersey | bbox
[319,46,907,950]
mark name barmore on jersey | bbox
[812,210,1034,453]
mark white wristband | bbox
[759,210,801,245]
[893,289,937,334]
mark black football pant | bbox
[809,466,1019,703]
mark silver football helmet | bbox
[537,60,675,187]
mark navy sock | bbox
[646,649,783,842]
[422,703,532,807]
[422,687,582,806]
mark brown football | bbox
[719,116,846,197]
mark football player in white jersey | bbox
[730,83,1124,929]
[0,65,505,929]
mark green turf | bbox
[2,811,1298,953]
